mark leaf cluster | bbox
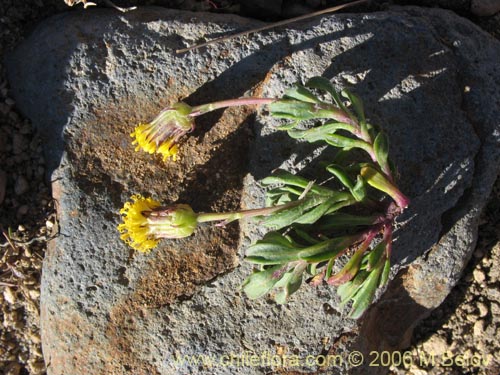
[241,77,402,318]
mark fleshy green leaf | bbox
[276,186,304,197]
[283,85,320,103]
[275,120,300,130]
[379,258,391,287]
[241,265,284,299]
[262,169,333,197]
[245,232,304,264]
[270,100,335,121]
[293,228,320,245]
[261,169,310,189]
[374,132,389,171]
[294,200,338,225]
[349,265,383,319]
[351,175,367,202]
[276,194,293,205]
[325,257,335,279]
[270,100,316,120]
[325,164,354,190]
[306,77,351,114]
[324,196,357,215]
[337,269,370,306]
[341,89,365,124]
[274,263,307,304]
[319,213,377,231]
[288,122,356,142]
[327,246,366,285]
[366,241,386,271]
[298,235,356,262]
[261,196,327,230]
[325,134,372,153]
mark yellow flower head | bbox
[117,195,198,252]
[131,102,194,161]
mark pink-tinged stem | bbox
[190,97,276,116]
[392,189,410,209]
[359,229,378,252]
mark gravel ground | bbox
[0,1,498,375]
[1,2,65,374]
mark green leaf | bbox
[276,194,293,205]
[290,122,357,143]
[298,235,355,262]
[241,265,284,299]
[270,100,341,121]
[351,175,367,202]
[379,258,391,287]
[261,196,327,230]
[319,213,377,231]
[270,100,316,120]
[286,129,308,140]
[293,228,321,244]
[349,265,383,319]
[261,169,310,189]
[295,200,338,225]
[325,164,354,189]
[341,89,365,124]
[327,246,366,285]
[275,120,300,130]
[325,134,372,153]
[261,169,336,199]
[325,257,335,279]
[245,232,304,264]
[324,196,357,215]
[274,263,307,304]
[269,100,323,121]
[277,186,304,197]
[286,263,306,293]
[337,270,370,306]
[306,77,350,114]
[274,269,293,288]
[373,132,389,171]
[308,262,317,275]
[367,241,386,271]
[283,85,320,103]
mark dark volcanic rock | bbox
[6,6,500,375]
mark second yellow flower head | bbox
[117,195,199,252]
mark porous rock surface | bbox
[6,6,500,375]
